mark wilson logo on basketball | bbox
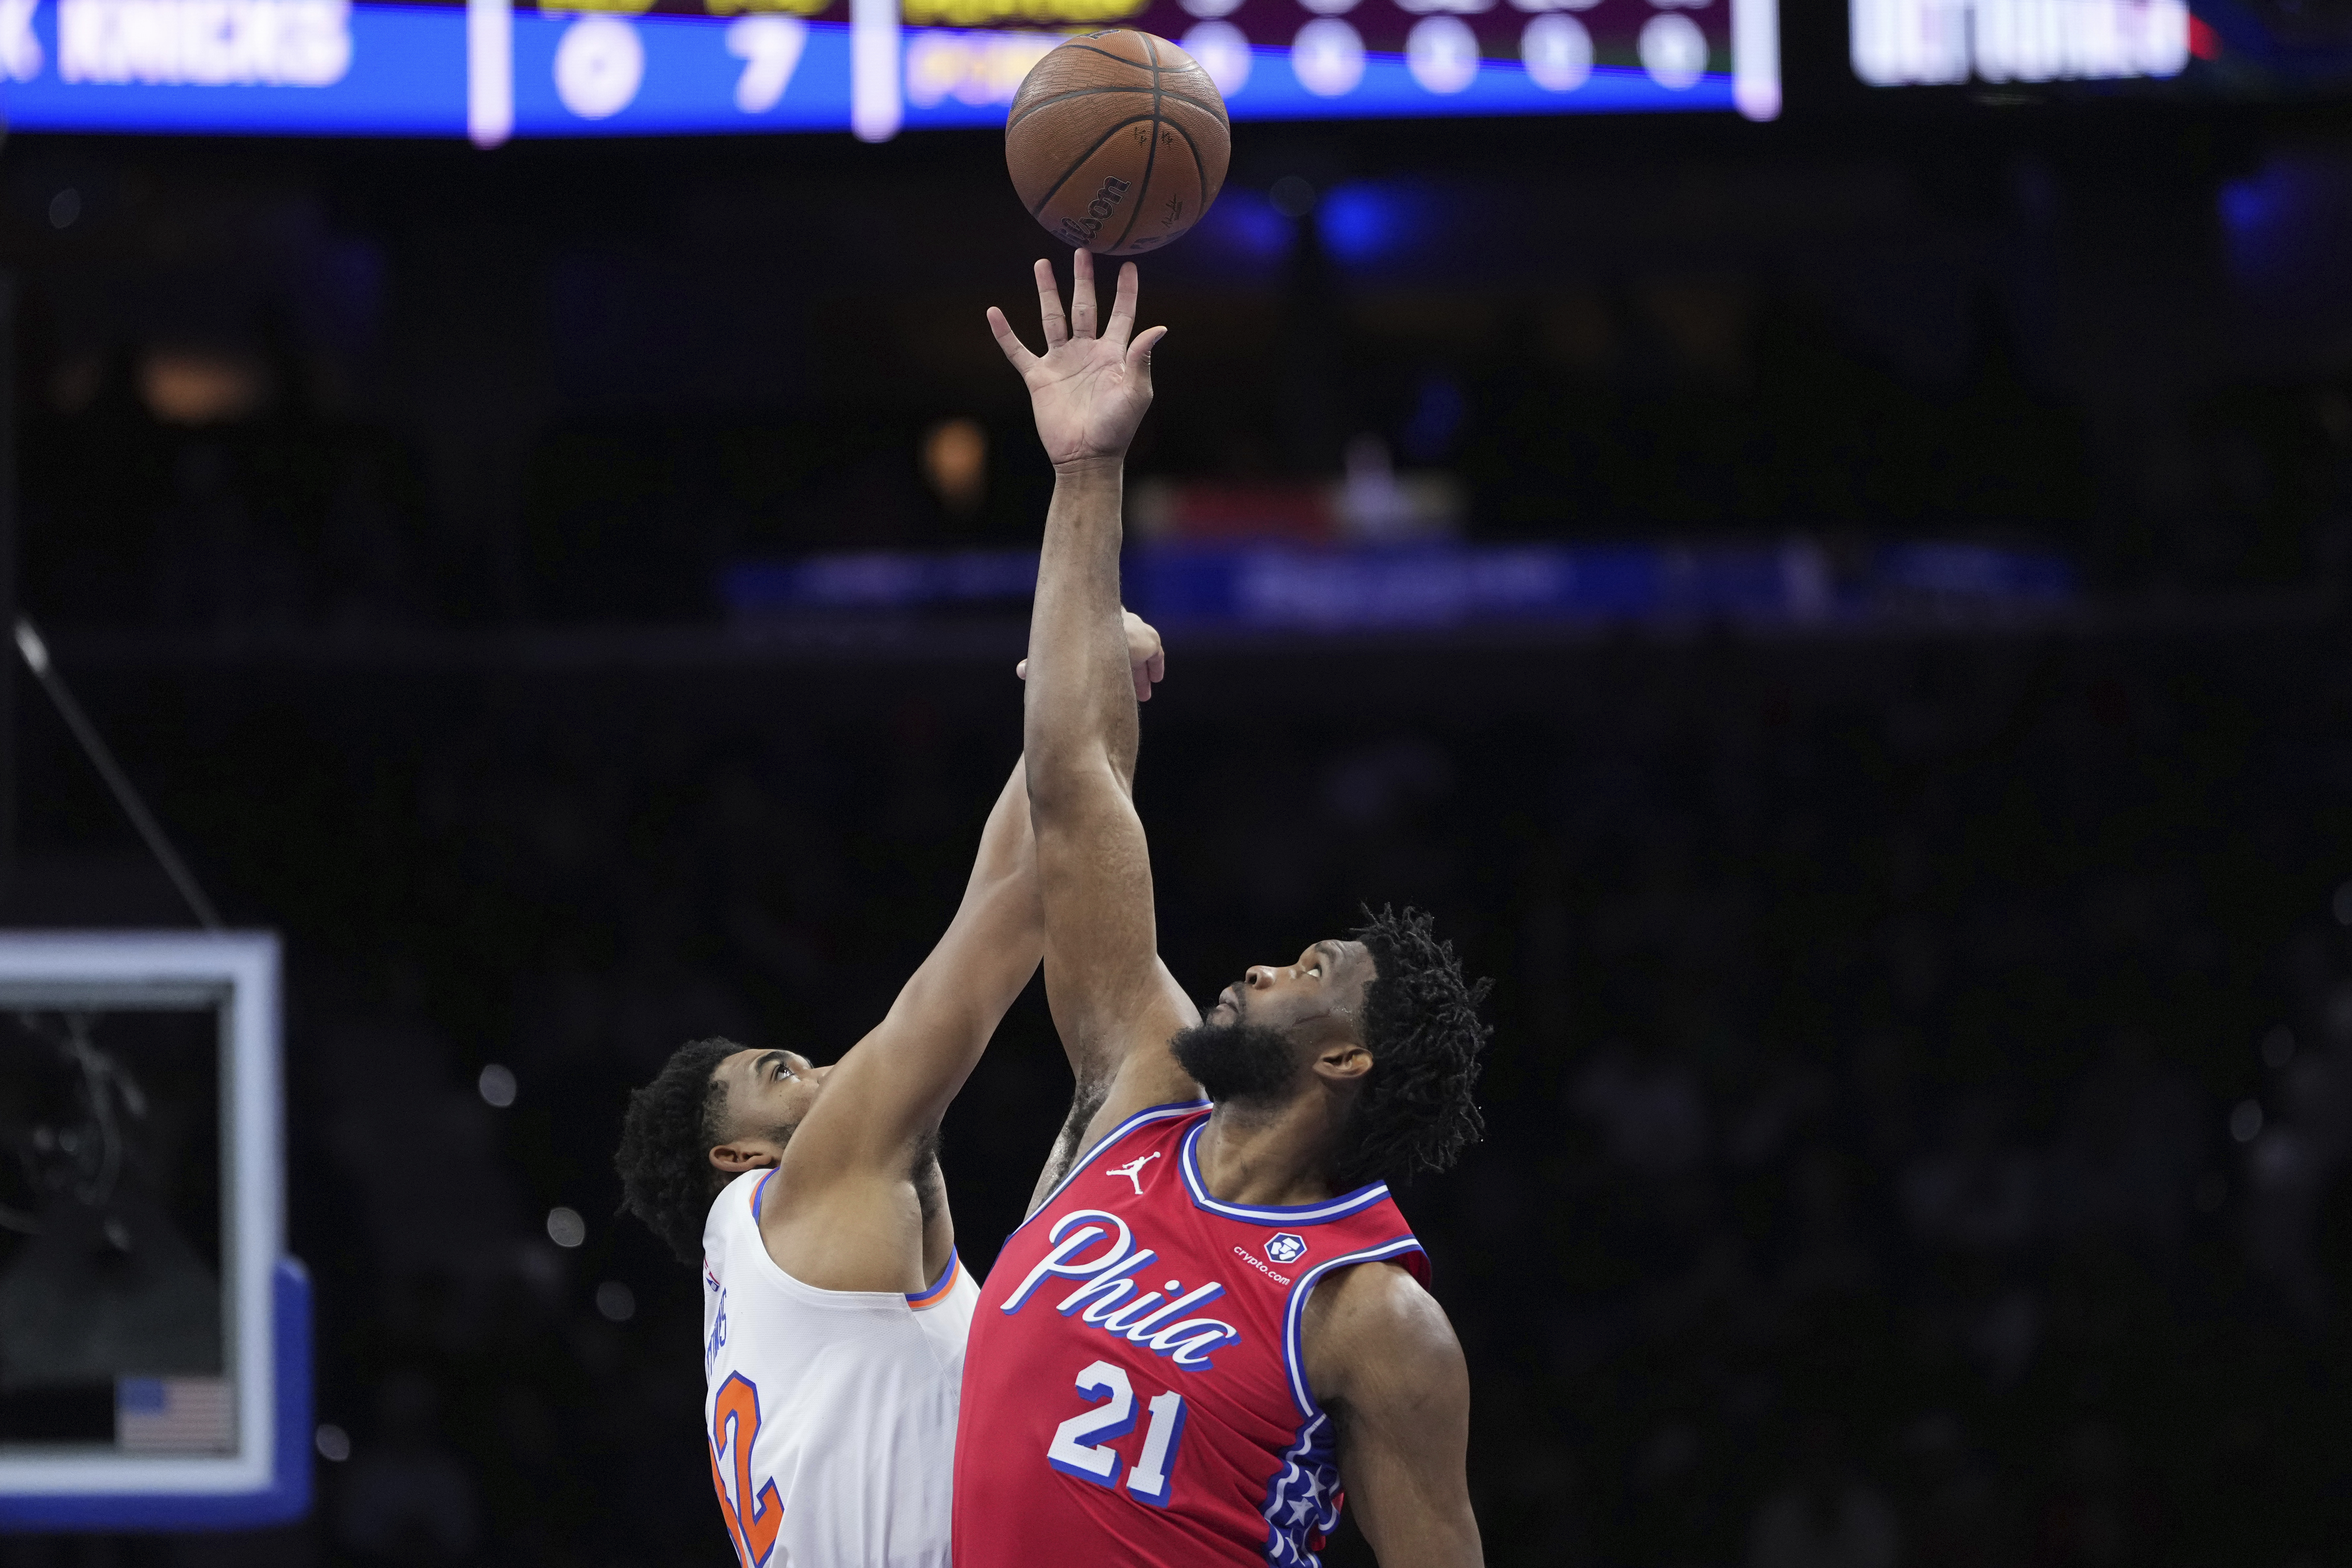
[1056,176,1131,247]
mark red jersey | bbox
[953,1101,1428,1568]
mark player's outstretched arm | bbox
[759,757,1041,1282]
[1305,1264,1485,1568]
[990,252,1200,1165]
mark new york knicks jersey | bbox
[952,1102,1428,1568]
[701,1166,979,1568]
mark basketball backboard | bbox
[0,932,310,1531]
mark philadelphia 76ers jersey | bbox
[701,1166,979,1568]
[953,1102,1428,1568]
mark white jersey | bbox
[701,1166,979,1568]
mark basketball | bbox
[1005,29,1231,257]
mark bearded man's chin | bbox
[1171,1020,1297,1104]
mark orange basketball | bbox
[1005,29,1231,258]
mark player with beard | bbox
[612,613,1165,1568]
[952,252,1489,1568]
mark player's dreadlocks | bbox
[1336,905,1491,1189]
[615,1036,744,1266]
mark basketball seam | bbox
[1009,83,1227,130]
[1160,112,1210,210]
[1109,32,1163,253]
[1054,42,1152,66]
[1156,69,1229,129]
[1027,113,1159,220]
[1168,87,1230,130]
[1058,30,1227,123]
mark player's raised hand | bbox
[1018,608,1164,701]
[987,250,1166,472]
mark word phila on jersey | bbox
[954,1102,1428,1568]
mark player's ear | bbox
[710,1139,782,1174]
[1312,1041,1372,1084]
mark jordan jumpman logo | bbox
[1107,1152,1160,1195]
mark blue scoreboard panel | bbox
[0,0,1778,139]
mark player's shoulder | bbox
[703,1166,773,1253]
[1309,1253,1449,1340]
[1300,1254,1466,1411]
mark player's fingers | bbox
[1123,611,1161,660]
[987,307,1039,371]
[1016,658,1029,681]
[1135,664,1152,702]
[1070,247,1099,338]
[1147,649,1166,686]
[1126,323,1168,378]
[1105,262,1140,349]
[1033,259,1068,348]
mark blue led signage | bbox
[0,0,1777,138]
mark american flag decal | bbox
[116,1377,235,1452]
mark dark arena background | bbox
[3,5,2352,1559]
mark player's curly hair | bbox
[615,1036,744,1267]
[1335,906,1491,1189]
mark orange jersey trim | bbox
[906,1252,961,1311]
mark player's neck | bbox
[1194,1097,1342,1209]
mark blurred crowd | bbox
[7,618,2347,1568]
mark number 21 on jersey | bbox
[1045,1360,1189,1507]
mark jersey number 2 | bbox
[710,1372,784,1566]
[1045,1360,1189,1507]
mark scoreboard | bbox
[0,0,1779,139]
[1847,0,2351,96]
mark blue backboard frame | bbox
[0,932,311,1533]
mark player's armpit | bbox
[1025,953,1200,1213]
[1303,1261,1485,1568]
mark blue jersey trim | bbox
[907,1249,960,1308]
[750,1165,779,1222]
[1253,1234,1426,1566]
[1279,1235,1428,1420]
[1014,1098,1211,1233]
[1178,1121,1396,1226]
[1257,1410,1341,1568]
